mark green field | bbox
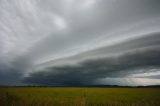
[0,87,160,106]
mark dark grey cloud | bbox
[23,47,160,85]
[23,32,160,85]
[0,63,23,85]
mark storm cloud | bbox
[0,0,160,85]
[23,33,160,86]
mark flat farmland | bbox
[0,87,160,106]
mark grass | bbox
[0,87,160,106]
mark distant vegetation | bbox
[0,87,160,106]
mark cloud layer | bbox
[23,34,160,85]
[0,0,160,85]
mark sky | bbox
[0,0,160,86]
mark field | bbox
[0,87,160,106]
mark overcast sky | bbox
[0,0,160,86]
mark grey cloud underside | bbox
[24,48,160,85]
[23,33,160,85]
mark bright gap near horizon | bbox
[0,0,160,86]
